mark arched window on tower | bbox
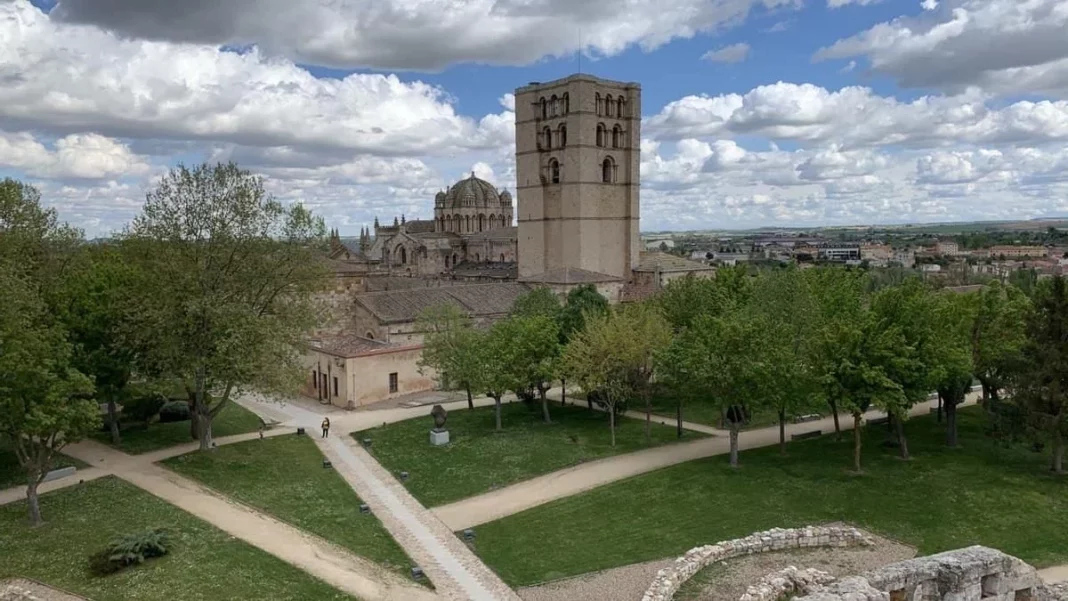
[562,92,569,114]
[596,123,606,147]
[489,214,497,229]
[558,124,567,148]
[548,158,560,184]
[602,156,615,183]
[550,95,558,117]
[465,215,471,232]
[399,246,407,264]
[595,93,601,116]
[542,126,552,150]
[606,97,614,117]
[540,97,547,119]
[445,215,452,232]
[617,95,625,117]
[445,254,450,269]
[478,214,485,231]
[612,124,622,149]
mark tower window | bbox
[617,95,625,117]
[550,94,558,117]
[549,158,560,184]
[542,126,552,150]
[558,124,567,148]
[562,92,570,114]
[595,93,601,116]
[540,97,546,119]
[606,97,614,117]
[612,124,622,148]
[602,157,615,183]
[596,123,606,147]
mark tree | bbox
[1012,276,1068,473]
[747,268,819,455]
[478,324,517,432]
[0,179,80,283]
[617,303,672,440]
[418,304,483,410]
[0,265,96,525]
[511,287,563,322]
[124,163,328,450]
[970,281,1029,403]
[658,310,765,467]
[564,308,643,446]
[494,314,561,423]
[929,291,977,447]
[657,275,724,333]
[557,285,608,404]
[53,244,141,445]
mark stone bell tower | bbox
[514,74,641,279]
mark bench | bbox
[791,430,822,441]
[793,413,821,424]
[42,466,77,483]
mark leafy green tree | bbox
[511,287,563,321]
[563,308,649,446]
[494,315,562,423]
[1012,276,1068,473]
[657,275,724,332]
[0,179,80,284]
[0,265,96,525]
[124,163,328,450]
[616,303,672,440]
[477,323,516,432]
[417,304,484,410]
[557,285,609,404]
[926,291,977,447]
[970,281,1029,403]
[53,244,141,445]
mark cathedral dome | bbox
[442,172,501,209]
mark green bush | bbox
[123,394,167,426]
[88,528,172,576]
[159,401,191,423]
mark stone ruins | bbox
[641,527,1068,601]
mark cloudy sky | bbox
[2,0,1067,236]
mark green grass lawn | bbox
[470,407,1068,586]
[89,402,264,455]
[357,400,706,507]
[163,434,418,582]
[0,440,85,490]
[0,476,351,600]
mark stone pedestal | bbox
[430,429,450,446]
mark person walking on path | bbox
[321,417,331,438]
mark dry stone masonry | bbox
[643,528,1068,601]
[641,525,877,601]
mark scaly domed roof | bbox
[441,172,501,209]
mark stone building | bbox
[302,334,432,409]
[514,74,642,281]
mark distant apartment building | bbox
[935,240,960,256]
[713,245,751,266]
[989,245,1048,258]
[817,243,861,262]
[861,243,892,262]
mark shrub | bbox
[159,401,191,423]
[89,528,172,576]
[123,394,167,427]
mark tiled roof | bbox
[354,282,531,323]
[405,219,436,234]
[308,334,401,358]
[519,267,622,284]
[633,251,715,273]
[451,261,517,279]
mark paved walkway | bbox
[59,439,434,601]
[1040,565,1068,584]
[238,394,521,601]
[433,393,981,531]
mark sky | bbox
[1,0,1067,237]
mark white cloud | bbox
[644,82,1068,147]
[0,1,513,158]
[840,60,857,73]
[702,43,751,64]
[827,0,882,7]
[50,0,800,71]
[921,0,939,10]
[0,130,152,180]
[814,0,1068,96]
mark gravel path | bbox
[517,528,914,601]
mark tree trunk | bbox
[644,391,651,441]
[676,402,683,439]
[539,387,551,423]
[852,413,863,473]
[936,392,943,423]
[895,416,910,460]
[829,398,841,440]
[1052,430,1065,474]
[107,397,121,446]
[609,405,616,447]
[26,480,42,526]
[198,409,213,451]
[778,408,786,456]
[494,396,502,431]
[946,400,959,447]
[729,427,739,467]
[465,386,474,410]
[587,394,593,411]
[561,379,566,406]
